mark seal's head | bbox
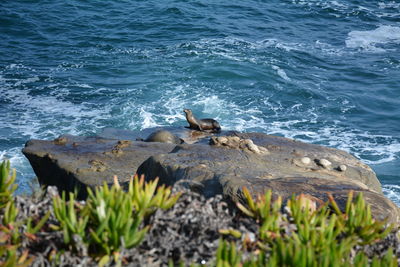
[183,109,192,115]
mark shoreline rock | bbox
[22,127,400,224]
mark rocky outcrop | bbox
[22,134,176,198]
[22,128,400,224]
[136,132,398,223]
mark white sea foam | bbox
[14,76,40,87]
[192,36,348,64]
[129,81,400,171]
[1,37,399,196]
[271,65,291,81]
[0,65,113,159]
[76,83,93,88]
[138,107,162,129]
[378,1,400,9]
[140,80,398,167]
[291,0,349,13]
[292,1,399,20]
[346,25,400,52]
[383,184,400,206]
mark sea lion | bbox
[138,130,184,144]
[183,109,221,133]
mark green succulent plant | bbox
[229,188,397,266]
[328,192,393,244]
[52,191,89,245]
[52,174,181,260]
[128,175,182,217]
[0,245,34,267]
[85,181,149,255]
[0,160,17,209]
[215,240,242,267]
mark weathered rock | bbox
[210,135,269,155]
[22,128,399,223]
[22,134,176,198]
[137,131,399,224]
[316,158,332,169]
[300,157,311,165]
[338,164,348,172]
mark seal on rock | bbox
[183,109,221,133]
[139,130,184,144]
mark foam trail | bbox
[272,65,291,81]
[346,25,400,51]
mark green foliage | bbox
[129,175,182,217]
[86,181,148,255]
[0,160,181,264]
[52,192,89,245]
[2,201,18,226]
[0,159,397,266]
[237,188,282,241]
[215,240,242,267]
[0,246,34,267]
[352,248,398,267]
[1,201,21,244]
[26,211,51,235]
[329,192,392,244]
[0,161,17,209]
[215,240,398,267]
[0,160,50,249]
[52,175,181,257]
[227,188,397,266]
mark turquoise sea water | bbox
[1,1,399,203]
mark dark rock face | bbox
[22,128,400,224]
[22,134,176,198]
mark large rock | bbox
[137,132,381,194]
[22,134,176,198]
[22,128,400,224]
[137,132,399,224]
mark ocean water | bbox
[0,1,399,202]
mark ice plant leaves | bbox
[0,161,17,209]
[0,160,49,265]
[52,175,181,257]
[222,187,397,266]
[0,159,397,266]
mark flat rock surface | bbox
[22,134,176,198]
